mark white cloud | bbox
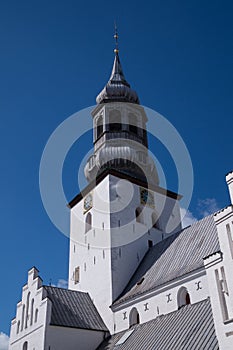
[0,332,9,350]
[180,198,220,229]
[57,279,68,289]
[197,198,219,217]
[180,207,198,228]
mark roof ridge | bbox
[43,285,89,295]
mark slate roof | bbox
[114,215,219,306]
[43,286,108,331]
[98,298,219,350]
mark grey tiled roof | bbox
[43,286,108,331]
[114,215,219,306]
[98,298,219,350]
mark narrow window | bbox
[25,292,30,328]
[152,212,159,229]
[226,224,233,259]
[177,287,191,309]
[220,266,229,295]
[21,304,25,331]
[74,267,80,284]
[186,293,191,305]
[129,308,140,328]
[109,110,121,132]
[135,207,143,224]
[96,116,103,139]
[30,298,34,326]
[148,240,153,249]
[85,213,92,233]
[215,267,229,322]
[22,341,28,350]
[143,128,147,142]
[128,113,138,135]
[35,309,38,323]
[17,321,20,334]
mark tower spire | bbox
[114,22,119,55]
[96,26,140,105]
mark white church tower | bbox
[9,30,233,350]
[68,32,182,333]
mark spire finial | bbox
[114,22,119,55]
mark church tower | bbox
[68,32,182,333]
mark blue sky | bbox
[1,0,233,339]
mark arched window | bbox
[129,308,140,328]
[25,292,30,328]
[152,212,160,229]
[35,309,38,323]
[177,287,191,309]
[108,110,122,132]
[96,116,103,139]
[21,304,25,331]
[30,298,34,326]
[85,213,92,233]
[135,207,143,224]
[22,341,28,350]
[128,113,138,135]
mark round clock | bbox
[83,193,93,213]
[140,188,155,208]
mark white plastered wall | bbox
[9,267,51,350]
[204,204,233,350]
[113,270,209,333]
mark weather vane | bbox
[114,21,119,54]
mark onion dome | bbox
[96,52,140,105]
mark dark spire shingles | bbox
[96,53,140,105]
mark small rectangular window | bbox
[148,240,153,248]
[74,267,80,284]
[115,329,134,345]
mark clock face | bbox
[83,193,93,213]
[140,188,155,208]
